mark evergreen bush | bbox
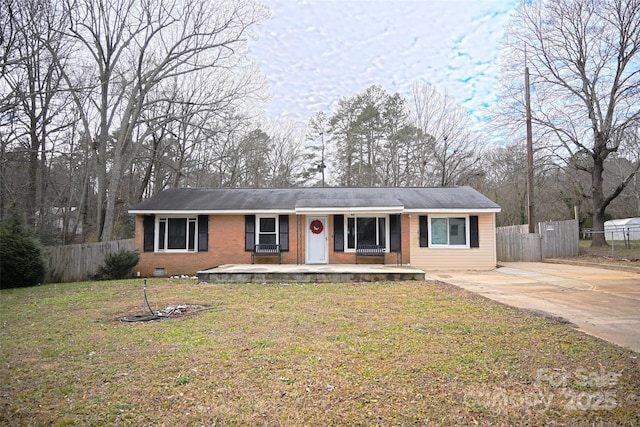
[96,249,140,280]
[0,214,47,289]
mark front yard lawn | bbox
[1,279,638,426]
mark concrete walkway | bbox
[430,262,640,353]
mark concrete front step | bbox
[197,264,426,283]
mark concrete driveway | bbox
[430,262,640,353]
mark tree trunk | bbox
[38,130,48,239]
[137,159,154,203]
[590,155,607,247]
[136,135,162,202]
[26,125,38,227]
[100,149,124,242]
[0,142,6,220]
[96,92,109,241]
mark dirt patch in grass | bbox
[117,304,211,322]
[1,279,639,426]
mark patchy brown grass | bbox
[1,279,639,426]
[575,240,640,267]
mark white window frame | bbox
[428,215,470,248]
[256,215,279,245]
[156,216,198,252]
[344,215,389,252]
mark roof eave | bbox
[404,208,501,214]
[295,206,404,215]
[128,209,297,215]
[130,207,500,215]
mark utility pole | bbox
[525,60,535,233]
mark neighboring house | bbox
[128,186,501,275]
[37,207,84,238]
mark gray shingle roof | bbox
[129,187,500,213]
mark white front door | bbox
[306,217,328,264]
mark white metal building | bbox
[604,218,640,241]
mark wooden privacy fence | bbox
[43,239,135,283]
[540,220,579,259]
[497,220,579,262]
[496,229,541,262]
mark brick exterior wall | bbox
[135,214,300,276]
[134,213,412,276]
[326,214,411,265]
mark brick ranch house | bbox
[128,186,501,276]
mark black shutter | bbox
[334,215,344,252]
[279,215,289,251]
[470,215,479,248]
[198,215,208,252]
[389,214,401,252]
[143,215,155,252]
[245,215,255,251]
[419,215,429,247]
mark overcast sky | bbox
[249,0,518,127]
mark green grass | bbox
[1,278,639,426]
[579,238,640,251]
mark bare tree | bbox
[0,0,23,117]
[0,0,20,220]
[263,120,306,187]
[9,0,70,231]
[408,81,483,187]
[129,63,261,199]
[481,143,529,226]
[497,0,640,246]
[194,117,252,188]
[0,0,77,241]
[53,0,267,241]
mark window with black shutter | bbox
[334,215,344,252]
[389,214,401,252]
[143,215,155,252]
[245,215,255,251]
[198,215,208,251]
[419,215,429,247]
[470,215,479,248]
[279,215,289,251]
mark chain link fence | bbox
[580,225,640,254]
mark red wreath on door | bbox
[310,219,324,234]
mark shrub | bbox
[95,249,140,280]
[0,213,47,289]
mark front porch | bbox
[197,263,426,283]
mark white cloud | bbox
[249,0,517,126]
